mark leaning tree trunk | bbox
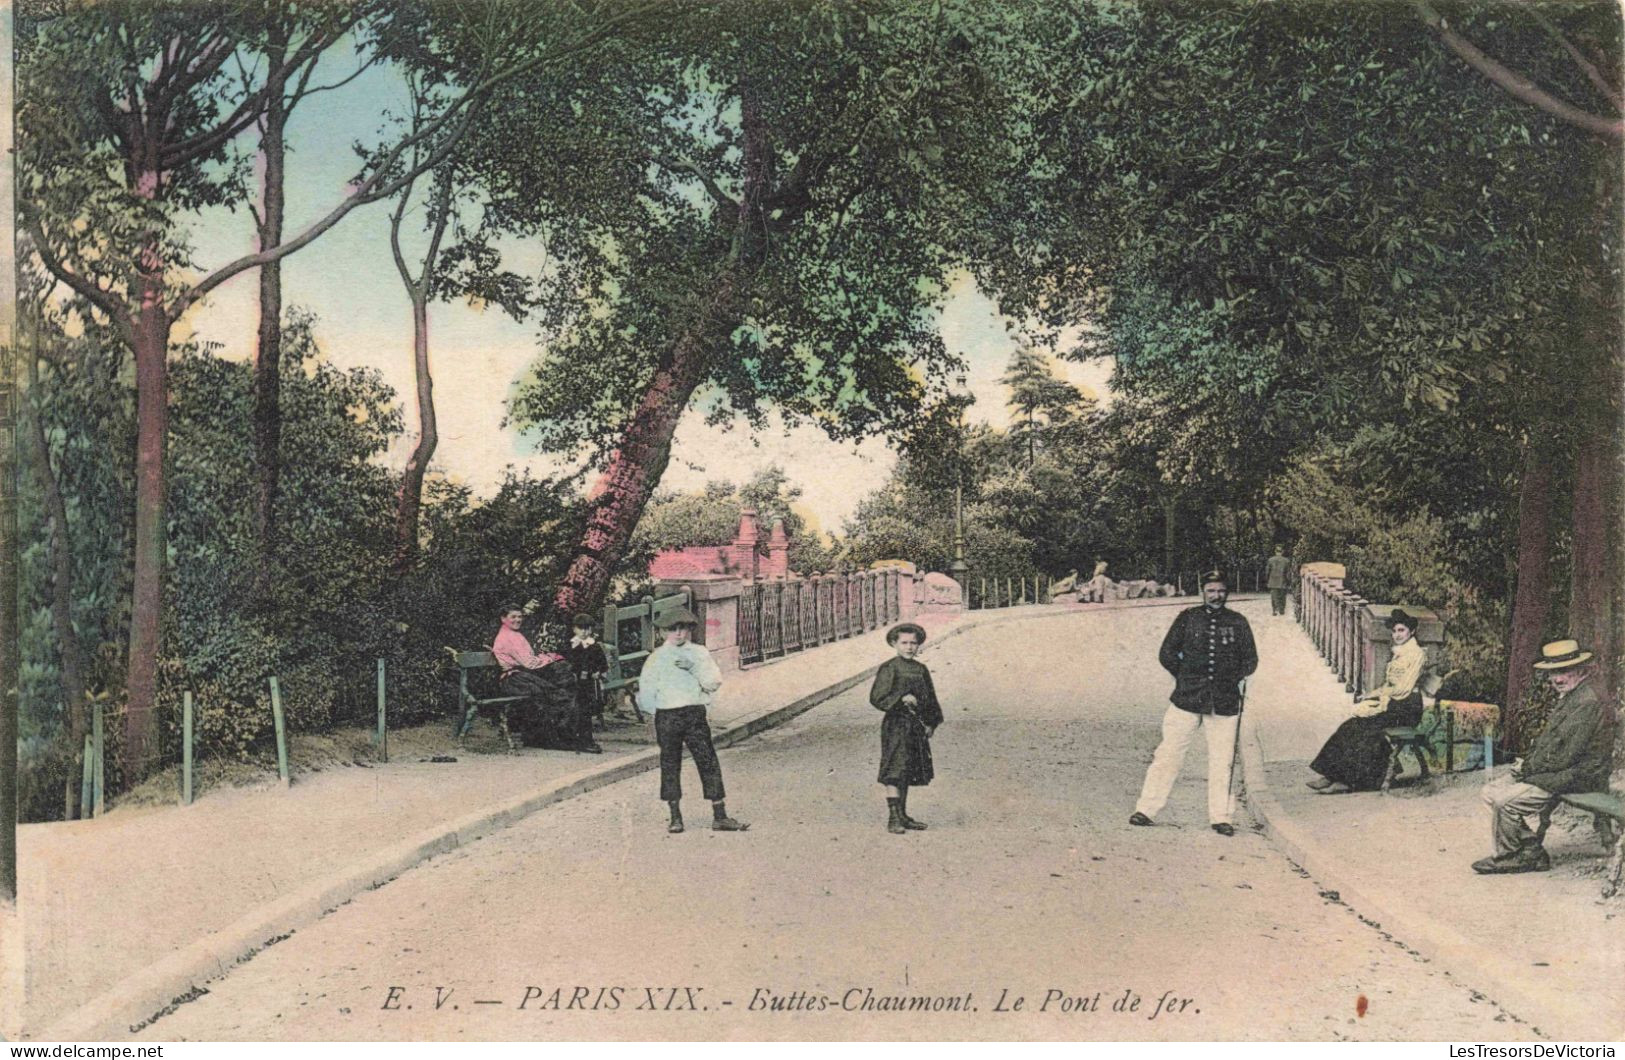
[1504,442,1554,737]
[25,350,89,818]
[252,44,289,604]
[552,80,774,619]
[550,287,737,618]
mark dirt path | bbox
[137,608,1526,1041]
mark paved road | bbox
[140,605,1526,1041]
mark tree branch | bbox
[649,151,739,212]
[1415,0,1623,141]
[170,1,666,320]
[1526,6,1623,112]
[22,216,133,336]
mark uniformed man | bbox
[1265,546,1293,616]
[1130,569,1258,836]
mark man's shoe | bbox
[713,817,750,832]
[1129,812,1153,827]
[902,816,928,831]
[1212,823,1235,837]
[1473,847,1551,874]
[578,742,604,754]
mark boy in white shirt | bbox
[638,609,748,834]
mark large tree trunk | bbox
[551,299,732,618]
[25,348,89,819]
[124,221,172,786]
[1504,443,1553,733]
[253,34,289,603]
[392,293,436,573]
[1569,431,1618,697]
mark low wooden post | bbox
[79,734,93,820]
[269,676,290,788]
[640,595,656,653]
[92,700,104,817]
[376,659,388,763]
[1484,733,1493,774]
[1007,577,1013,607]
[182,691,194,806]
[980,578,986,609]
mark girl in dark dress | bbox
[1308,609,1426,792]
[870,622,944,834]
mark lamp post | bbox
[948,380,970,596]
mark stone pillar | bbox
[732,509,760,581]
[655,575,744,673]
[1360,605,1445,699]
[765,518,790,579]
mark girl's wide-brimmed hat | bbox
[1385,608,1419,631]
[886,622,927,646]
[1533,639,1594,670]
[655,607,700,629]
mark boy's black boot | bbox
[898,787,927,830]
[667,801,684,834]
[886,797,907,834]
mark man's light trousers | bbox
[1135,705,1238,825]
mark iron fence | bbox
[739,571,904,666]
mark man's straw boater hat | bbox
[1533,639,1593,670]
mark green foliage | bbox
[634,466,837,574]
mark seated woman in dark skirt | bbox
[1307,609,1424,793]
[492,605,602,753]
[870,622,944,834]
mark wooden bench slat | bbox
[1560,792,1623,819]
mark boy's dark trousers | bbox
[655,704,725,802]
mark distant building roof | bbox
[649,547,737,580]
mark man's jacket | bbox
[1521,680,1614,794]
[1159,605,1259,716]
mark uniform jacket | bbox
[1159,605,1259,716]
[1520,679,1613,795]
[1265,555,1293,590]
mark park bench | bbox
[449,650,526,750]
[1533,791,1624,898]
[1380,669,1497,793]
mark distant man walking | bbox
[1130,569,1258,836]
[1265,546,1292,617]
[1473,639,1612,874]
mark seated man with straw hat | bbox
[1474,639,1613,875]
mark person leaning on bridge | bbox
[1473,640,1613,875]
[1265,546,1293,617]
[638,608,749,835]
[1305,609,1424,794]
[1130,569,1258,837]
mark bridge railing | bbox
[737,569,905,667]
[1297,562,1443,699]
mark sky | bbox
[173,49,1111,539]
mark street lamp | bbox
[948,377,970,594]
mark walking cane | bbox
[1228,678,1249,811]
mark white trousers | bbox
[1135,706,1239,825]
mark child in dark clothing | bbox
[564,613,610,729]
[869,622,943,835]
